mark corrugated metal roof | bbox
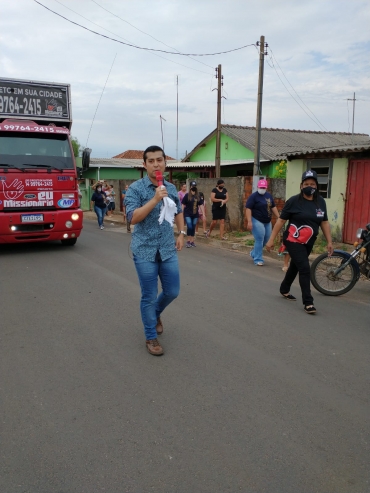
[163,159,265,168]
[184,125,370,161]
[89,158,257,169]
[285,143,370,157]
[90,158,141,167]
[112,150,175,160]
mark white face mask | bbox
[257,188,266,195]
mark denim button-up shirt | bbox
[124,176,182,261]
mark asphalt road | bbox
[1,220,369,493]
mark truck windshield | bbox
[0,132,74,170]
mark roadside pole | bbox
[253,36,267,191]
[215,64,222,178]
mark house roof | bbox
[90,157,141,168]
[162,159,266,169]
[183,124,370,162]
[112,149,175,160]
[285,143,370,157]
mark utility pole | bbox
[176,75,179,161]
[215,64,223,178]
[160,115,166,152]
[347,92,356,139]
[253,35,268,191]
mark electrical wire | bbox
[51,0,213,76]
[34,1,255,57]
[268,49,328,132]
[268,48,365,144]
[86,53,117,147]
[90,0,214,70]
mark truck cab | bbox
[0,78,86,245]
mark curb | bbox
[193,233,284,261]
[83,212,319,262]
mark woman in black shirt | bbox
[182,181,204,247]
[90,184,107,230]
[266,170,333,314]
[206,179,229,240]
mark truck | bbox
[0,77,90,246]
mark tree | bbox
[71,136,82,157]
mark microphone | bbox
[155,170,164,188]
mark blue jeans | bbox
[133,253,180,340]
[250,217,272,264]
[185,216,198,237]
[94,205,106,227]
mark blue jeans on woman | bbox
[94,205,106,227]
[133,253,180,340]
[185,216,198,237]
[250,217,272,265]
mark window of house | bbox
[306,159,333,198]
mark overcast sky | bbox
[1,0,370,159]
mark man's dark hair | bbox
[143,145,165,162]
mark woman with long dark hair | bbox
[182,181,203,247]
[206,179,229,240]
[266,170,333,314]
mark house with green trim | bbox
[78,157,142,210]
[181,124,370,180]
[180,124,370,240]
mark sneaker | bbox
[100,225,104,230]
[146,338,164,356]
[256,262,264,266]
[186,241,192,248]
[190,242,196,247]
[156,317,163,335]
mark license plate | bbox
[21,214,44,223]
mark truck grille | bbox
[14,224,49,232]
[4,207,58,212]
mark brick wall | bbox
[242,177,286,229]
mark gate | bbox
[343,160,370,243]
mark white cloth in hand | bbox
[158,196,177,226]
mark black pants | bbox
[280,240,314,306]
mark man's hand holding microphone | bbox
[154,170,168,202]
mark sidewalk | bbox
[82,210,287,263]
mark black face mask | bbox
[302,186,316,196]
[218,185,224,189]
[191,187,197,192]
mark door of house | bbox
[343,159,370,243]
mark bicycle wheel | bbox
[310,252,358,296]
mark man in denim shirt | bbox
[124,146,185,356]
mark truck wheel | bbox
[61,238,77,246]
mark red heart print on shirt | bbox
[287,224,314,244]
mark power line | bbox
[51,0,213,76]
[267,47,365,145]
[34,1,255,57]
[86,53,117,147]
[90,0,214,70]
[268,47,328,132]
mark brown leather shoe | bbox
[156,317,163,335]
[146,338,164,356]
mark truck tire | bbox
[61,238,77,246]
